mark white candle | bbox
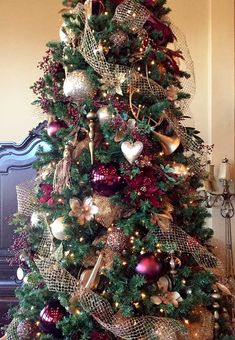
[218,158,232,181]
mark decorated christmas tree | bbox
[2,0,235,339]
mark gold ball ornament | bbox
[97,106,113,125]
[50,217,68,240]
[63,70,96,102]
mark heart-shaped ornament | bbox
[121,141,144,164]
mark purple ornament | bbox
[40,299,67,336]
[135,253,163,281]
[91,163,126,197]
[47,120,67,137]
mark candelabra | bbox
[201,158,235,284]
[200,158,235,335]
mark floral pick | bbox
[69,197,98,225]
[151,275,183,308]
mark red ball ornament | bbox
[17,320,39,340]
[135,253,163,281]
[107,228,128,253]
[91,163,126,197]
[47,120,67,137]
[40,299,67,336]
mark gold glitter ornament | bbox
[97,106,113,125]
[109,30,129,47]
[63,70,96,102]
[106,228,128,253]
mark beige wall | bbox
[0,1,235,261]
[0,0,61,143]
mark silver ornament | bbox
[63,70,96,102]
[97,106,113,125]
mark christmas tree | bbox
[3,0,234,339]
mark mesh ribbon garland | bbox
[70,0,208,174]
[153,224,224,277]
[34,256,185,340]
[33,217,226,339]
[5,318,19,340]
[16,178,36,216]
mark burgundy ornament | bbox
[40,299,67,336]
[17,320,39,340]
[135,253,163,281]
[91,163,126,197]
[47,119,67,137]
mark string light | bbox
[79,237,84,242]
[133,302,140,308]
[184,319,189,325]
[104,11,108,15]
[141,292,146,299]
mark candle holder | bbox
[200,158,235,285]
[200,158,235,335]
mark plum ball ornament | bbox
[135,253,163,281]
[107,228,128,253]
[91,163,126,197]
[47,119,67,137]
[63,70,96,102]
[50,217,68,240]
[40,299,67,336]
[17,320,39,340]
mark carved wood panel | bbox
[0,122,46,326]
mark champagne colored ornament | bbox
[97,106,113,125]
[50,217,68,240]
[80,269,100,289]
[87,111,97,165]
[109,30,129,47]
[53,144,72,194]
[79,254,103,290]
[106,228,128,253]
[63,70,96,102]
[17,320,39,340]
[153,131,180,155]
[151,275,183,307]
[121,141,143,164]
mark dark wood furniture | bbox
[0,122,45,332]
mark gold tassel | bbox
[53,144,73,194]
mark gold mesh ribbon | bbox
[154,224,224,277]
[71,0,208,174]
[178,306,214,340]
[16,178,36,216]
[35,254,186,339]
[5,318,19,340]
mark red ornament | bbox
[91,163,126,197]
[135,253,163,281]
[107,228,128,252]
[47,119,67,137]
[39,183,54,205]
[40,299,67,336]
[17,320,39,340]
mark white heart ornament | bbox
[121,141,143,164]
